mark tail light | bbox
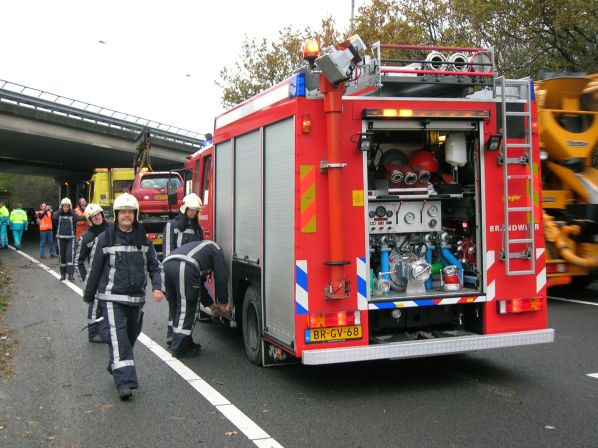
[498,297,544,314]
[307,311,360,328]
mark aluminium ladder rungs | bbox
[507,175,532,180]
[507,207,532,212]
[496,76,536,276]
[506,143,532,149]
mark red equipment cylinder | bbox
[320,76,349,299]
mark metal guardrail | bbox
[0,79,206,149]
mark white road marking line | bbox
[9,247,83,294]
[10,247,283,448]
[548,296,598,307]
[587,373,598,379]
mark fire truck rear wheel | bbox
[242,286,263,366]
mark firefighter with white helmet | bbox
[74,203,108,343]
[162,192,207,347]
[52,197,80,281]
[163,193,204,257]
[84,193,164,400]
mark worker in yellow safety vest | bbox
[9,203,28,250]
[0,201,9,249]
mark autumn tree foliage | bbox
[218,0,598,108]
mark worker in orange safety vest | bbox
[74,197,89,241]
[37,202,57,258]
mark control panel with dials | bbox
[367,200,441,234]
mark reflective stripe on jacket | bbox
[53,210,78,239]
[83,224,164,304]
[9,209,28,225]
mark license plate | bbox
[152,236,163,245]
[305,325,362,343]
[155,194,168,200]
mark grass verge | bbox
[0,263,17,377]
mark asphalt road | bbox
[1,233,597,448]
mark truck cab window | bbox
[200,156,211,205]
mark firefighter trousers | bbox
[57,238,75,275]
[87,298,104,340]
[98,301,143,391]
[164,261,212,354]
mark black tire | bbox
[242,286,263,366]
[571,276,593,289]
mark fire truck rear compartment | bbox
[364,125,484,338]
[370,303,484,342]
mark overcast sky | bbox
[1,0,366,136]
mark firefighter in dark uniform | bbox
[163,193,205,346]
[53,197,80,281]
[162,240,229,358]
[163,192,204,257]
[74,203,107,343]
[84,193,164,400]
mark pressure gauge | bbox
[427,205,439,217]
[386,210,393,218]
[375,206,387,219]
[369,210,376,218]
[404,212,416,224]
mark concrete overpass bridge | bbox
[0,79,206,183]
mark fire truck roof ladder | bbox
[497,77,536,275]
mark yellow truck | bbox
[88,168,135,218]
[537,75,598,287]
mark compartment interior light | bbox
[363,109,489,119]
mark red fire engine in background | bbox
[181,35,554,366]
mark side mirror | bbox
[167,179,178,207]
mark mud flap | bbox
[262,340,299,367]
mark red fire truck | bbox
[183,36,554,366]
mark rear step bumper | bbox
[302,329,555,365]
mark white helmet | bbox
[84,203,104,225]
[113,193,139,220]
[180,193,202,214]
[60,197,72,206]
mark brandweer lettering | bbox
[489,224,540,232]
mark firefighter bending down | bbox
[84,193,164,400]
[162,240,229,358]
[75,203,108,343]
[163,193,205,346]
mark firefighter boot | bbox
[118,387,133,401]
[60,273,66,281]
[68,273,74,281]
[89,334,104,343]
